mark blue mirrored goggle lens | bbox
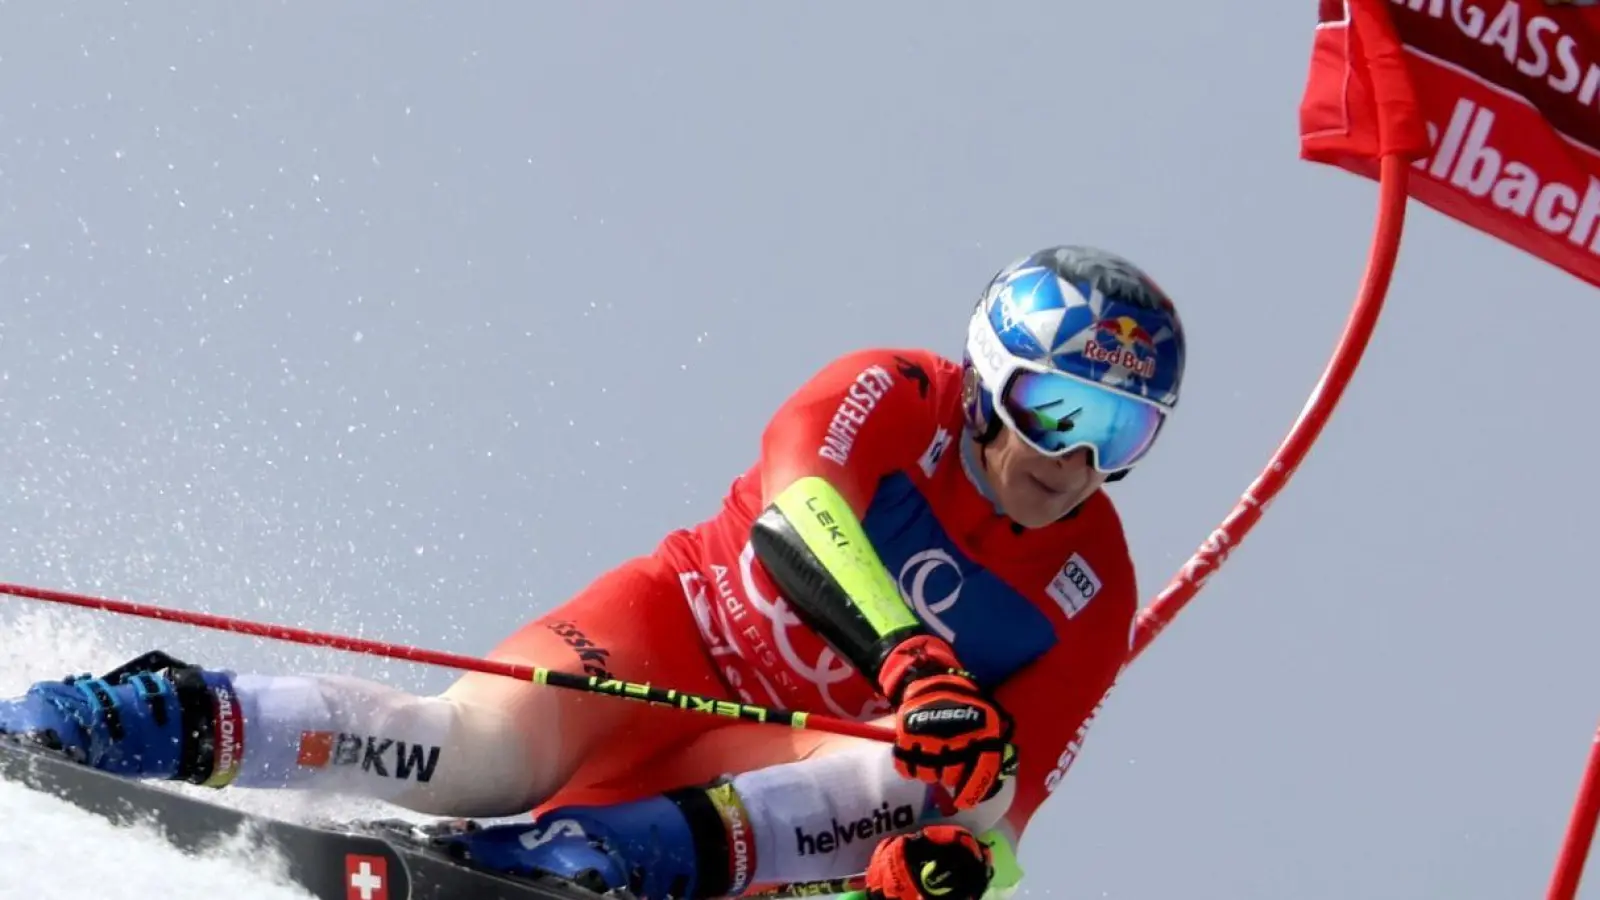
[999,369,1165,471]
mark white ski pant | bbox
[228,670,1012,887]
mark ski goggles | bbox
[992,364,1167,473]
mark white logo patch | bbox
[918,426,952,478]
[1047,552,1101,617]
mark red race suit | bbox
[618,347,1141,840]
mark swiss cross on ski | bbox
[345,854,388,900]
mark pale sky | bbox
[3,4,1600,898]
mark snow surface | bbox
[0,607,421,900]
[0,778,314,900]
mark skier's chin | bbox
[1005,478,1090,528]
[979,430,1104,528]
[993,463,1097,527]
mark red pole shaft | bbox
[1548,719,1600,900]
[1129,153,1410,661]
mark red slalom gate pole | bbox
[0,580,895,744]
[1129,153,1410,662]
[1548,719,1600,900]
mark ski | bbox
[0,736,612,900]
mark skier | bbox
[0,245,1186,900]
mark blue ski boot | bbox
[439,790,722,900]
[0,650,245,786]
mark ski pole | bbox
[0,581,895,744]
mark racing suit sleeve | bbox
[746,348,948,687]
[986,556,1136,865]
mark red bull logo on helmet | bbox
[1082,316,1157,379]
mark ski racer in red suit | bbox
[0,245,1187,900]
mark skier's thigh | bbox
[438,549,727,807]
[677,715,886,772]
[549,712,881,806]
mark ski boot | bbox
[0,650,244,786]
[437,794,707,900]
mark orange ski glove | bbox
[866,824,994,900]
[876,634,1016,810]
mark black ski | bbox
[0,736,612,900]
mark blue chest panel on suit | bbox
[860,473,1057,689]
